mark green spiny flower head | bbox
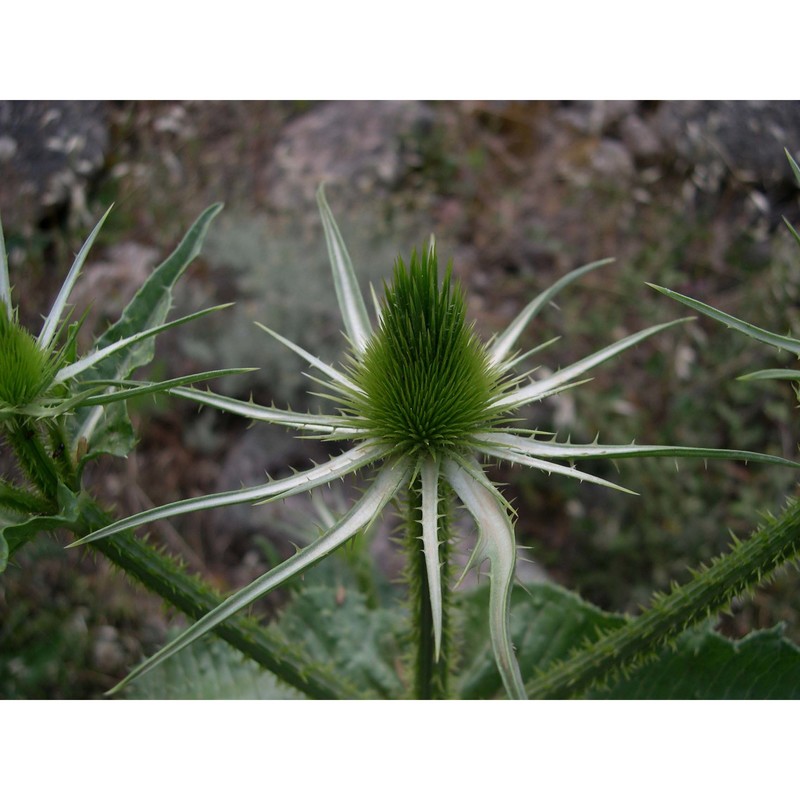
[348,246,505,457]
[0,304,60,408]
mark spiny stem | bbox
[405,479,452,699]
[526,492,800,699]
[48,418,79,492]
[0,477,52,516]
[6,418,59,497]
[74,500,358,700]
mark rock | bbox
[556,100,638,135]
[265,101,436,212]
[619,113,663,163]
[590,138,635,180]
[652,101,800,186]
[0,101,109,231]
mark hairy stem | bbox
[0,478,52,516]
[75,500,357,700]
[48,418,79,492]
[405,480,452,699]
[526,493,800,699]
[6,419,59,498]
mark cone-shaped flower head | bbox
[346,248,506,458]
[0,305,61,408]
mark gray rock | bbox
[652,100,800,185]
[556,100,638,135]
[590,138,635,179]
[0,101,109,230]
[265,101,435,212]
[619,113,663,162]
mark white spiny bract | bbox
[75,187,799,699]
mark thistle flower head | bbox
[347,247,505,458]
[78,186,800,700]
[0,304,61,408]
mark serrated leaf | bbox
[71,369,256,408]
[123,636,302,699]
[69,204,222,457]
[459,582,800,699]
[70,442,383,547]
[475,431,800,470]
[592,624,800,699]
[274,584,406,698]
[457,582,623,699]
[55,304,231,383]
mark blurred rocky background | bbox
[2,100,799,697]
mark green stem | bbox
[48,418,79,492]
[0,478,52,516]
[6,418,60,498]
[527,493,800,699]
[405,480,451,699]
[75,500,357,700]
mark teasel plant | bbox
[69,187,800,700]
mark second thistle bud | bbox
[0,306,60,409]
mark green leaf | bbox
[70,442,382,547]
[785,217,800,248]
[786,147,800,186]
[123,636,302,699]
[69,204,222,459]
[649,284,800,356]
[739,368,800,382]
[0,484,86,572]
[475,431,800,471]
[446,459,527,699]
[459,581,800,699]
[0,529,8,572]
[71,369,257,408]
[493,318,692,411]
[592,624,800,699]
[55,304,232,383]
[458,582,623,699]
[274,584,406,699]
[38,206,113,350]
